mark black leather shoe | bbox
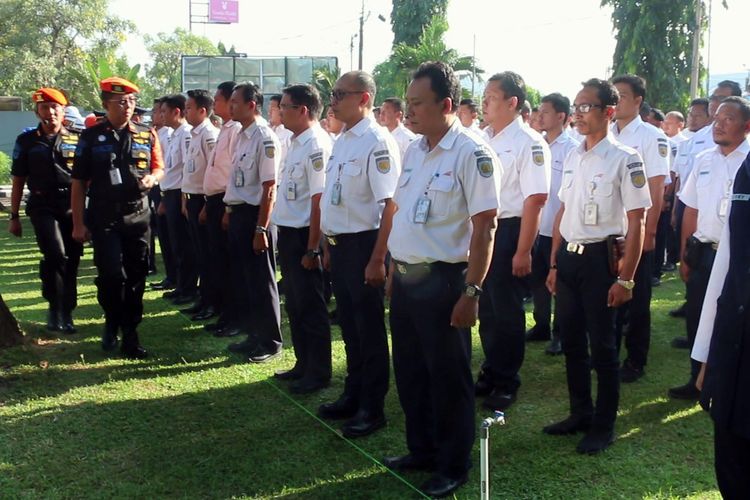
[382,454,435,472]
[669,303,687,318]
[102,325,119,352]
[191,307,216,321]
[576,428,615,454]
[289,378,330,394]
[420,473,468,498]
[274,368,303,381]
[59,311,77,334]
[662,262,677,272]
[150,279,175,291]
[651,276,661,287]
[162,289,181,299]
[227,338,257,353]
[545,337,562,355]
[543,415,592,435]
[620,361,645,383]
[46,306,61,331]
[172,294,199,306]
[671,336,690,349]
[525,326,551,342]
[180,303,203,314]
[204,319,227,332]
[475,371,494,397]
[483,389,517,411]
[318,395,358,420]
[668,382,700,400]
[248,347,282,364]
[122,345,148,360]
[341,410,386,438]
[215,326,244,338]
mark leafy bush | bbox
[0,151,11,185]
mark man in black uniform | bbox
[8,87,83,333]
[71,77,164,359]
[693,145,750,498]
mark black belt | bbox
[561,239,608,255]
[184,193,204,200]
[90,197,147,215]
[392,259,466,276]
[31,187,70,196]
[324,229,377,246]
[697,241,719,251]
[499,216,522,225]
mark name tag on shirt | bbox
[286,180,296,200]
[109,168,123,186]
[584,203,598,225]
[414,197,431,224]
[234,170,244,187]
[330,182,342,205]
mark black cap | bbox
[134,106,149,116]
[93,110,106,117]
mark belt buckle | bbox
[396,263,407,275]
[326,235,337,246]
[566,242,584,255]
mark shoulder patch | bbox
[477,156,494,178]
[626,161,643,170]
[265,144,276,159]
[375,156,391,174]
[373,149,389,157]
[657,138,668,158]
[531,145,545,166]
[630,170,646,188]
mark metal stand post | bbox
[480,411,505,500]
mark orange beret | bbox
[100,77,140,95]
[32,88,68,106]
[84,113,99,129]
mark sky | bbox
[110,0,750,102]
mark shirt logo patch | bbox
[630,170,646,188]
[477,156,493,178]
[312,158,324,171]
[376,157,391,174]
[265,146,275,159]
[531,145,545,166]
[658,142,668,157]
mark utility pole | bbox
[689,0,703,99]
[358,0,365,70]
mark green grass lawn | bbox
[0,213,720,499]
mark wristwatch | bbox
[305,249,320,259]
[463,283,483,298]
[616,278,635,290]
[255,225,268,235]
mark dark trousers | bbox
[685,244,716,381]
[328,230,389,415]
[666,200,684,265]
[28,202,82,314]
[277,226,331,382]
[556,241,619,430]
[205,193,231,318]
[616,250,654,368]
[162,189,197,296]
[88,206,150,345]
[714,422,750,499]
[185,195,211,307]
[227,204,282,352]
[531,235,559,338]
[390,261,474,479]
[478,218,526,393]
[653,210,671,277]
[154,189,176,283]
[147,187,159,272]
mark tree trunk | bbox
[0,293,23,348]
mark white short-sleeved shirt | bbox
[160,122,192,191]
[223,121,280,206]
[388,120,502,264]
[272,125,332,228]
[610,116,670,180]
[203,119,241,196]
[182,119,219,194]
[483,117,551,219]
[157,126,173,153]
[672,124,715,196]
[320,116,401,235]
[390,123,417,161]
[679,141,750,243]
[540,131,579,237]
[272,123,293,164]
[559,135,652,244]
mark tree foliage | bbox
[144,28,219,96]
[313,66,341,110]
[601,0,724,111]
[0,0,134,110]
[390,0,448,46]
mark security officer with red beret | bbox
[71,77,164,359]
[8,87,83,333]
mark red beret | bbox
[32,88,68,106]
[100,77,140,95]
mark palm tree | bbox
[313,65,340,109]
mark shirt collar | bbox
[191,119,210,135]
[731,139,750,158]
[485,116,522,140]
[293,126,315,146]
[578,134,614,159]
[417,119,461,153]
[343,116,373,137]
[614,115,643,136]
[242,121,259,138]
[549,129,572,147]
[222,119,237,129]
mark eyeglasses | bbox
[329,90,365,102]
[571,103,605,114]
[108,97,137,107]
[279,104,300,110]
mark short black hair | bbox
[541,92,571,120]
[187,89,214,114]
[216,81,236,101]
[719,96,750,121]
[382,97,405,114]
[162,94,187,115]
[716,80,742,97]
[232,82,263,106]
[282,84,323,120]
[690,98,710,115]
[412,61,461,112]
[649,108,665,121]
[270,94,282,105]
[459,98,478,113]
[611,74,647,100]
[581,78,619,107]
[488,71,526,112]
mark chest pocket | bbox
[343,162,361,177]
[695,170,711,189]
[289,163,305,179]
[427,175,454,217]
[592,180,613,198]
[561,170,574,190]
[239,154,255,171]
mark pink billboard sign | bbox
[209,0,239,23]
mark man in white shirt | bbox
[457,98,483,135]
[381,97,417,161]
[269,94,293,162]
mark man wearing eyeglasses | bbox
[317,71,401,439]
[71,77,164,359]
[543,79,650,454]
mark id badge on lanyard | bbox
[584,181,598,226]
